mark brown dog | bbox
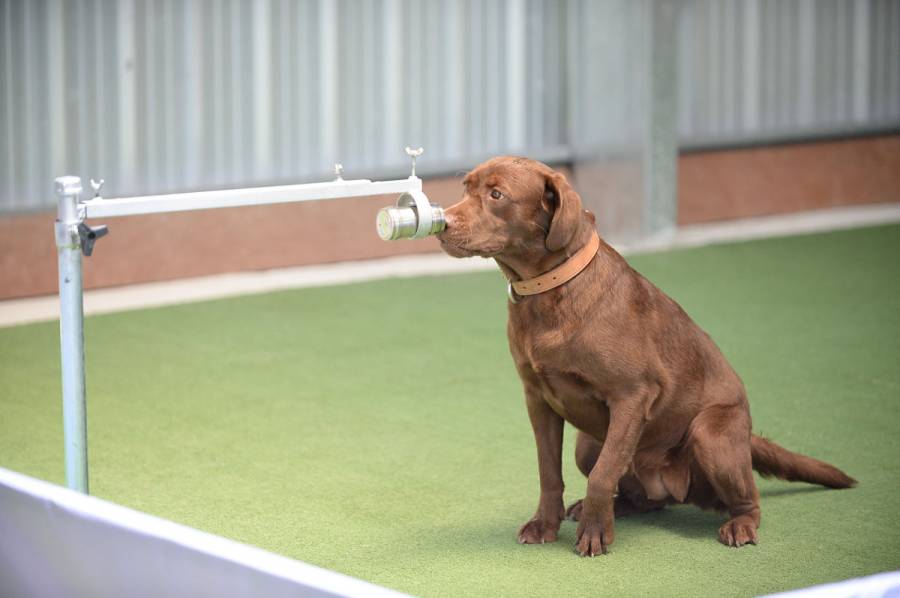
[437,156,855,556]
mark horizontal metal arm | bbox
[81,177,423,219]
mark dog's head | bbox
[438,157,591,264]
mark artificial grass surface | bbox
[2,224,899,597]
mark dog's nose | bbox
[441,202,466,229]
[442,211,455,229]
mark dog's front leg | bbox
[576,392,648,556]
[517,387,565,545]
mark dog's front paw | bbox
[575,511,614,556]
[517,518,560,544]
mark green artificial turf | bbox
[2,224,899,597]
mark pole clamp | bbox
[54,175,110,256]
[77,223,109,256]
[54,221,80,250]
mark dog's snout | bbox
[438,202,464,234]
[442,210,456,230]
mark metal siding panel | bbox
[444,1,464,161]
[3,0,18,206]
[27,1,39,201]
[882,0,893,118]
[797,0,815,128]
[708,0,721,134]
[146,0,160,190]
[890,0,900,120]
[852,0,870,123]
[721,0,738,134]
[694,0,710,137]
[484,0,500,153]
[425,1,442,160]
[742,0,761,133]
[253,0,272,179]
[547,0,565,150]
[835,0,851,122]
[381,0,399,165]
[679,0,900,148]
[0,1,10,206]
[100,0,119,195]
[3,0,900,213]
[302,0,318,174]
[184,0,201,186]
[467,0,483,155]
[676,0,691,139]
[164,0,178,188]
[780,1,797,129]
[362,0,377,168]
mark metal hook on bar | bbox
[90,178,105,199]
[405,147,424,178]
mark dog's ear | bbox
[543,172,583,252]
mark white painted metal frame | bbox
[81,177,421,219]
[55,170,426,494]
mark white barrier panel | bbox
[0,467,408,598]
[763,572,900,598]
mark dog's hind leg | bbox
[574,429,602,477]
[689,403,761,547]
[566,430,666,521]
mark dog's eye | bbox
[490,189,502,200]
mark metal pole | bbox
[54,176,89,494]
[643,0,679,236]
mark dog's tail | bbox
[750,434,856,489]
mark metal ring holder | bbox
[396,190,434,239]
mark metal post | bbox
[643,0,679,236]
[54,176,89,494]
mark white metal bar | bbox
[81,177,422,219]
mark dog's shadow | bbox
[425,485,835,556]
[758,484,830,499]
[616,506,717,540]
[615,484,831,540]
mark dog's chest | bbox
[512,324,611,435]
[537,368,611,437]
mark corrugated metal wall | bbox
[1,0,898,213]
[0,0,570,212]
[566,0,649,155]
[678,0,900,147]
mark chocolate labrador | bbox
[437,156,855,556]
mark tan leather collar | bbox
[509,231,600,300]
